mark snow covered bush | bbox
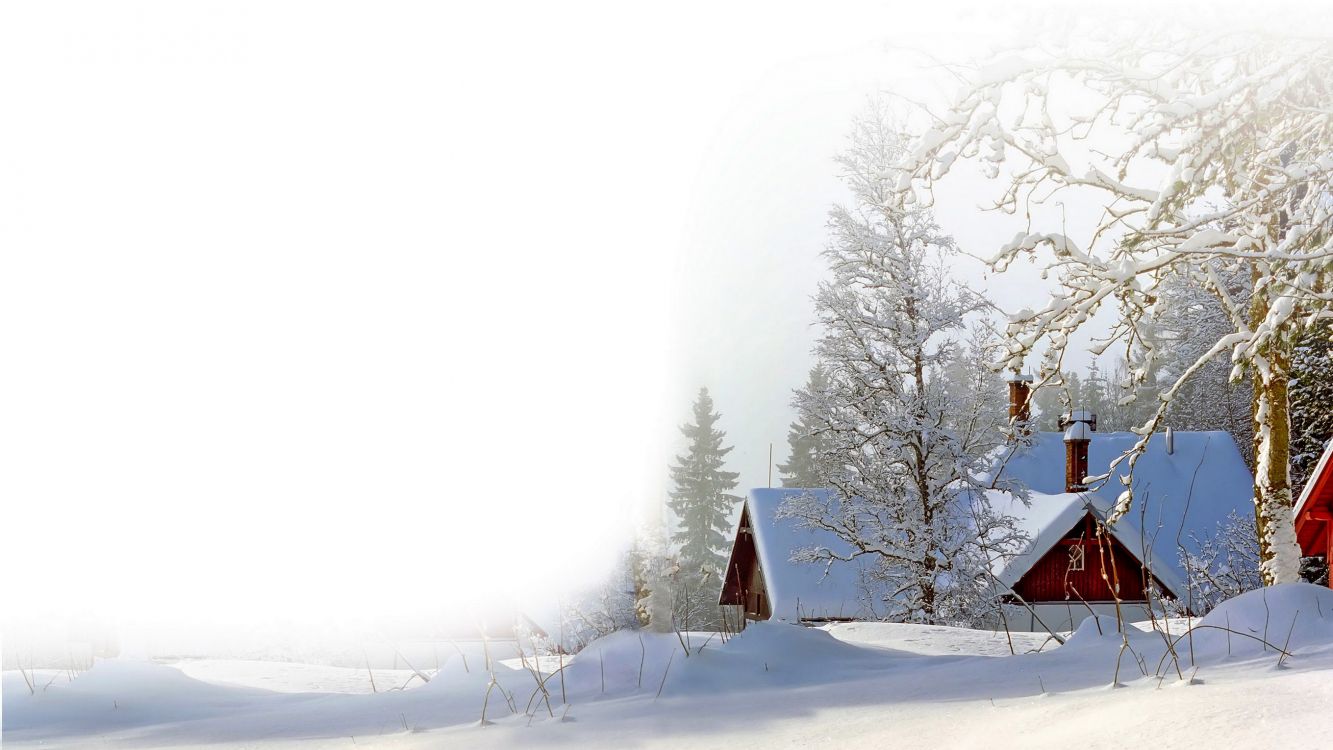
[1180,510,1263,616]
[560,552,641,652]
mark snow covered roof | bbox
[739,488,883,622]
[989,430,1254,601]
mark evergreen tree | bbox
[1151,270,1255,468]
[1062,372,1083,423]
[1101,357,1160,433]
[778,367,830,488]
[1081,360,1109,421]
[666,387,741,579]
[1290,322,1333,493]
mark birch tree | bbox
[899,30,1333,584]
[780,107,1027,624]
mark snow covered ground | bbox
[7,585,1333,749]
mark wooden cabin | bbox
[719,488,882,623]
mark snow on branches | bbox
[899,30,1333,584]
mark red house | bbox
[1295,441,1333,586]
[720,376,1257,631]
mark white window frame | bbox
[1068,543,1086,572]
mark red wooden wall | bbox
[720,506,771,620]
[1296,463,1333,587]
[1013,513,1168,603]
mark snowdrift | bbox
[7,586,1333,748]
[1191,583,1333,659]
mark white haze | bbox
[0,0,1310,646]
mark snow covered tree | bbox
[900,29,1333,584]
[1180,510,1262,616]
[1107,358,1161,433]
[1030,373,1067,431]
[666,387,741,584]
[1151,270,1255,467]
[562,550,641,651]
[778,367,831,488]
[1079,360,1110,424]
[1290,321,1333,493]
[939,325,1011,445]
[780,106,1028,625]
[628,513,674,633]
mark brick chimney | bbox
[1006,371,1033,425]
[1063,418,1092,493]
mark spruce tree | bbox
[667,387,741,579]
[778,367,830,488]
[1290,322,1333,493]
[1081,360,1109,421]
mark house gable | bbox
[991,429,1254,603]
[719,489,883,622]
[1011,512,1175,604]
[719,504,772,620]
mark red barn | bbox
[1295,441,1333,586]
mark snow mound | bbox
[543,629,683,698]
[1192,583,1333,659]
[660,622,898,696]
[559,623,901,701]
[719,621,874,661]
[1062,614,1128,646]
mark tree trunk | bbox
[1251,299,1302,585]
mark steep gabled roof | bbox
[990,430,1255,602]
[729,488,884,622]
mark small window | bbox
[1068,544,1086,571]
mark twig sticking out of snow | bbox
[362,651,377,694]
[1152,625,1292,677]
[1277,610,1300,669]
[637,634,646,690]
[655,649,677,700]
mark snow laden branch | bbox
[899,29,1333,584]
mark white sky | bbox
[0,0,1304,638]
